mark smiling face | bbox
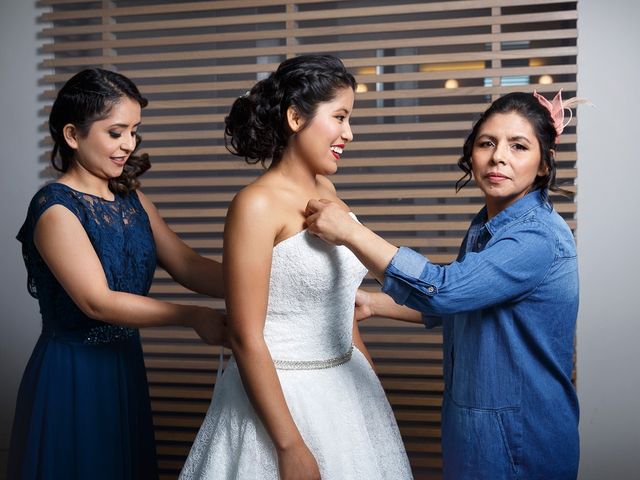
[287,86,354,175]
[471,111,548,219]
[64,96,142,181]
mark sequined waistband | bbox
[273,345,354,371]
[41,325,138,345]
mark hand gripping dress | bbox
[180,219,413,480]
[7,183,158,480]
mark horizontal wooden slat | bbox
[154,201,576,220]
[41,0,573,35]
[140,169,577,191]
[41,10,576,55]
[147,372,444,398]
[40,64,577,99]
[90,92,582,125]
[40,47,577,82]
[143,185,576,205]
[43,29,577,68]
[40,0,324,19]
[40,0,573,20]
[40,92,581,126]
[135,138,577,159]
[142,335,443,357]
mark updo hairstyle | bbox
[224,54,356,167]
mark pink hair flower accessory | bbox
[533,89,592,142]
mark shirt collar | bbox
[471,189,550,237]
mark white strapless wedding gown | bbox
[180,220,412,479]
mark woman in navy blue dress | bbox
[8,68,226,480]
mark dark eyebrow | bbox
[476,133,496,141]
[476,133,531,144]
[108,122,141,129]
[334,107,350,115]
[508,135,531,144]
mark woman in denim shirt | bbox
[305,92,580,479]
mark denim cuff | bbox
[382,247,435,305]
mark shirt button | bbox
[427,286,435,293]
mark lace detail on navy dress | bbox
[17,182,157,343]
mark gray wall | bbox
[0,0,48,475]
[1,0,638,477]
[576,0,640,478]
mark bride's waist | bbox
[271,344,354,370]
[263,336,354,368]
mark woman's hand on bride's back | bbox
[277,440,321,480]
[191,308,229,347]
[354,289,374,322]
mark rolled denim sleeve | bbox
[382,247,443,328]
[382,220,557,316]
[383,247,435,304]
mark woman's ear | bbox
[286,106,303,133]
[539,149,553,176]
[62,124,80,150]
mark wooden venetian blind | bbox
[38,1,578,478]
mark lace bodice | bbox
[262,217,368,361]
[17,182,156,342]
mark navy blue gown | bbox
[8,183,159,480]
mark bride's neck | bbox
[268,158,321,196]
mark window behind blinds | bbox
[38,1,578,478]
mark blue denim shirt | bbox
[383,190,579,480]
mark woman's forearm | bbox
[343,223,398,283]
[85,289,213,329]
[368,291,423,324]
[169,253,224,298]
[231,338,305,451]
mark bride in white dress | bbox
[180,55,412,480]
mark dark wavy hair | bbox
[455,92,572,198]
[224,54,357,167]
[49,68,150,194]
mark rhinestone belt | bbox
[273,345,354,371]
